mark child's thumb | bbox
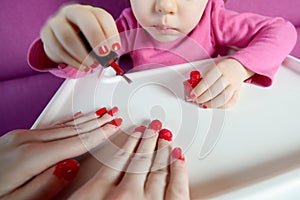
[5,159,80,200]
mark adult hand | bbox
[68,120,190,200]
[0,106,122,200]
[40,4,120,72]
[191,58,254,108]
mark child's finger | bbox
[195,77,229,104]
[4,159,79,200]
[204,85,235,108]
[220,90,239,108]
[64,5,110,58]
[165,148,189,200]
[41,26,83,69]
[191,66,222,98]
[121,120,162,187]
[146,129,173,199]
[90,7,121,51]
[49,16,94,70]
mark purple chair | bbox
[0,0,299,136]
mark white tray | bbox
[32,56,300,199]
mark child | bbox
[28,0,297,108]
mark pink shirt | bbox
[27,0,297,87]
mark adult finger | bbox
[165,148,189,200]
[4,159,79,200]
[121,120,162,187]
[27,107,119,142]
[191,66,222,98]
[69,126,145,200]
[146,129,173,199]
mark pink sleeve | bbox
[212,2,297,86]
[27,38,90,79]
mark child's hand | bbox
[191,59,254,108]
[40,4,121,71]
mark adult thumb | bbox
[4,159,80,200]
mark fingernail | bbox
[95,107,107,117]
[159,128,173,141]
[53,159,80,181]
[108,118,123,127]
[83,66,90,72]
[134,126,146,133]
[171,147,185,161]
[107,106,119,117]
[90,61,99,69]
[112,42,121,51]
[98,45,109,55]
[190,93,196,99]
[73,111,82,118]
[148,119,162,132]
[202,104,208,109]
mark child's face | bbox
[130,0,208,42]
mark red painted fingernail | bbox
[53,159,80,181]
[134,126,146,133]
[108,106,119,117]
[108,118,123,127]
[73,111,82,118]
[159,128,173,141]
[90,61,99,69]
[112,42,121,51]
[190,93,196,99]
[83,66,90,72]
[148,119,162,132]
[202,104,208,109]
[98,45,109,55]
[190,70,201,81]
[171,148,185,161]
[95,107,107,117]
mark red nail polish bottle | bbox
[183,70,202,102]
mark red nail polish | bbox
[73,111,82,118]
[108,118,123,127]
[159,128,173,141]
[98,45,109,55]
[90,61,99,69]
[95,107,107,117]
[148,119,162,132]
[112,42,121,51]
[109,60,125,75]
[83,66,90,72]
[171,148,185,161]
[107,106,119,117]
[134,126,146,133]
[202,104,208,109]
[53,159,80,181]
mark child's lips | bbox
[153,25,179,34]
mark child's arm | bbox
[191,2,297,108]
[27,4,120,78]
